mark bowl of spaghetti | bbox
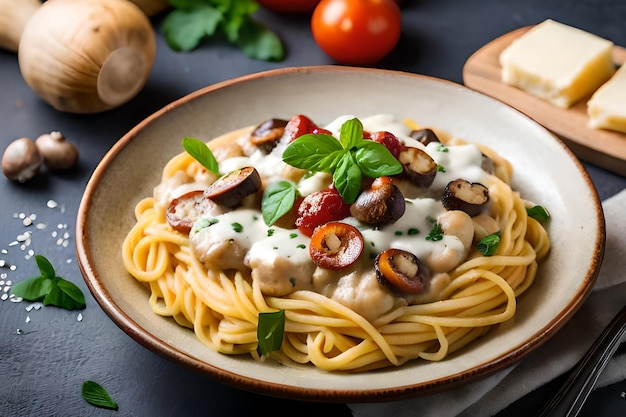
[76,66,604,401]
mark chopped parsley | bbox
[425,222,444,241]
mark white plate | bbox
[76,66,604,402]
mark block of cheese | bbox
[499,19,616,108]
[588,64,626,133]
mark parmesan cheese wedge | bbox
[499,19,616,108]
[587,64,626,133]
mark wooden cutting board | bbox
[463,26,626,177]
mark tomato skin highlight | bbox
[257,0,321,13]
[309,221,364,269]
[311,0,402,66]
[295,188,352,237]
[284,114,319,142]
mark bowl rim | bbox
[75,65,605,402]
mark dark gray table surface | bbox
[1,1,625,416]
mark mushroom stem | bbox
[0,0,41,52]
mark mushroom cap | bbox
[18,0,156,114]
[2,137,43,182]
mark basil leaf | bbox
[82,381,119,410]
[257,310,285,356]
[354,141,403,178]
[477,231,501,256]
[35,254,55,279]
[333,153,362,204]
[282,134,344,171]
[235,18,285,61]
[162,6,223,52]
[182,137,219,174]
[11,276,52,301]
[339,118,363,150]
[527,205,550,222]
[261,181,298,226]
[57,278,87,309]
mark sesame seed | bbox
[47,200,58,209]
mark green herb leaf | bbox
[82,381,118,410]
[235,17,285,62]
[281,134,344,172]
[526,205,550,222]
[333,152,362,204]
[10,276,52,301]
[182,137,219,174]
[281,117,402,204]
[257,310,285,356]
[477,231,501,256]
[354,141,403,178]
[425,222,444,241]
[57,279,87,308]
[162,0,285,62]
[162,6,223,52]
[339,117,363,150]
[35,254,55,279]
[262,181,299,226]
[11,255,86,310]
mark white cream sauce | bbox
[163,114,492,319]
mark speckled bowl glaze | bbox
[76,66,605,402]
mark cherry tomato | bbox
[309,222,364,269]
[257,0,321,13]
[295,188,351,236]
[284,115,317,142]
[311,0,402,66]
[369,131,403,159]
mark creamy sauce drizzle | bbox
[158,114,492,320]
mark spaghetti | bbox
[122,114,550,371]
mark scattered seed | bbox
[47,199,58,209]
[77,313,83,322]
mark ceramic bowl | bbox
[76,66,604,402]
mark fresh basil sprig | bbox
[82,381,118,410]
[257,310,285,356]
[11,255,86,310]
[261,181,299,226]
[182,137,220,174]
[162,0,285,61]
[282,118,403,204]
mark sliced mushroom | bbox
[350,176,405,226]
[409,128,440,146]
[249,118,288,153]
[309,221,364,270]
[375,248,430,294]
[398,146,437,187]
[166,190,225,234]
[204,166,261,208]
[442,179,489,217]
